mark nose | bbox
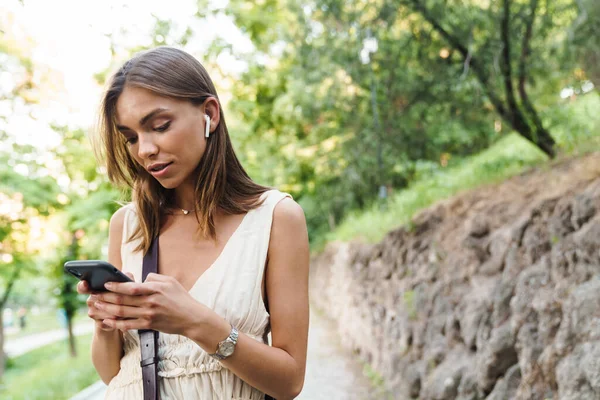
[137,135,159,159]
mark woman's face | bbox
[115,86,214,189]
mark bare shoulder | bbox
[270,197,308,243]
[107,204,131,270]
[109,204,130,233]
[272,197,306,228]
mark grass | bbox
[0,334,98,400]
[6,309,86,340]
[324,94,600,246]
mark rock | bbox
[468,215,490,238]
[425,334,447,367]
[421,350,473,400]
[456,369,480,400]
[556,342,600,400]
[510,261,551,332]
[571,193,596,229]
[555,279,600,355]
[515,323,543,384]
[479,228,512,275]
[486,364,521,400]
[548,197,575,239]
[476,322,518,392]
[404,363,422,398]
[491,279,514,327]
[459,277,496,351]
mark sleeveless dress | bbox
[104,189,291,400]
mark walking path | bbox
[5,322,95,358]
[298,308,381,399]
[70,309,379,399]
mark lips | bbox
[147,162,172,173]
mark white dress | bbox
[104,189,291,399]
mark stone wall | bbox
[310,153,600,399]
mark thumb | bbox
[124,271,135,281]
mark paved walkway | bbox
[71,309,379,399]
[5,322,95,357]
[298,309,380,399]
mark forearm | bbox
[91,327,123,384]
[185,316,304,399]
[223,333,303,399]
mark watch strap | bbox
[209,326,238,360]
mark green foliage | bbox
[328,94,599,246]
[563,0,600,90]
[0,334,98,399]
[215,0,591,245]
[46,125,122,321]
[0,43,62,314]
[193,0,595,244]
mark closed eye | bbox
[124,136,138,145]
[155,121,171,132]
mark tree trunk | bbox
[64,231,79,358]
[0,264,21,379]
[409,0,557,158]
[506,106,556,158]
[67,312,77,357]
[0,311,4,379]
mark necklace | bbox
[181,208,191,215]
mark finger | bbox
[104,317,151,332]
[87,302,119,321]
[77,280,91,294]
[99,319,118,332]
[104,281,157,296]
[87,295,123,319]
[124,271,135,281]
[95,301,147,320]
[95,292,146,307]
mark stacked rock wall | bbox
[310,154,600,399]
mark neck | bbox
[173,181,196,211]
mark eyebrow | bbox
[116,107,169,131]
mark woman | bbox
[77,46,309,399]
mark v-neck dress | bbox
[104,189,291,400]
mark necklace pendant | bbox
[182,209,190,215]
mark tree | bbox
[49,125,123,358]
[205,0,584,242]
[565,0,600,92]
[403,0,572,158]
[0,33,63,376]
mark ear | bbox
[203,97,221,135]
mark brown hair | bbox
[96,47,269,253]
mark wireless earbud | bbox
[204,114,211,138]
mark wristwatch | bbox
[209,326,238,360]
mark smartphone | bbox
[64,260,133,292]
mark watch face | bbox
[220,341,235,357]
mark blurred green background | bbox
[0,0,598,398]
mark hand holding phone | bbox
[64,260,133,292]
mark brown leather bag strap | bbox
[140,236,159,400]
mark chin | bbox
[155,177,182,190]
